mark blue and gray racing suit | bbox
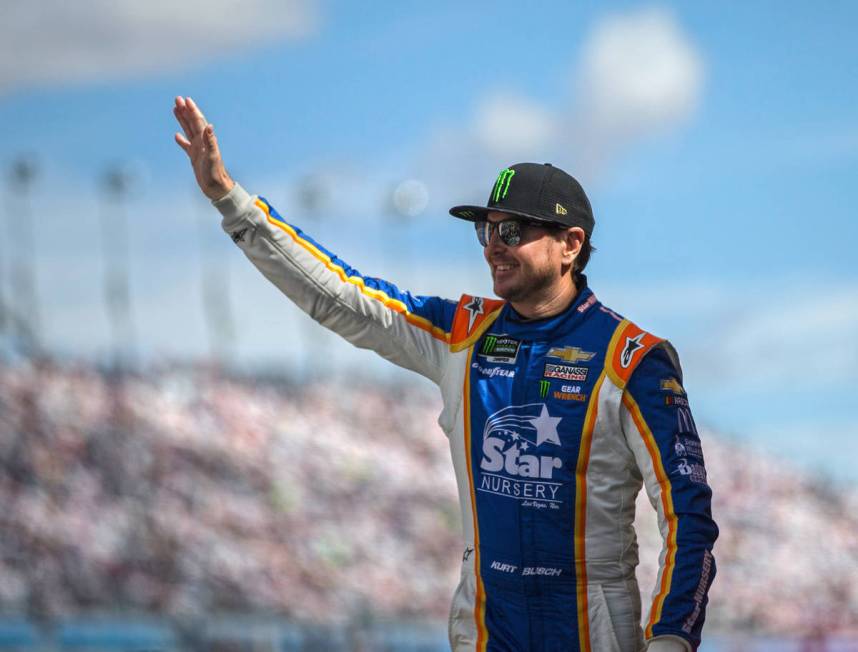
[214,185,718,652]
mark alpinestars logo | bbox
[463,296,484,333]
[620,333,645,368]
[492,168,515,202]
[478,403,565,507]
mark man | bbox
[173,96,717,652]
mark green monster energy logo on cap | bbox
[539,380,550,398]
[492,168,515,202]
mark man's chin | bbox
[493,281,520,302]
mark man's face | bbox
[482,211,576,304]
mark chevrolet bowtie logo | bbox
[660,378,685,395]
[546,346,596,363]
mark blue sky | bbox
[1,1,856,483]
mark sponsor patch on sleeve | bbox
[660,378,686,395]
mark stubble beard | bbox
[493,262,556,305]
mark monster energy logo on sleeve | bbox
[479,334,521,363]
[539,380,551,398]
[492,168,515,202]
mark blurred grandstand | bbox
[1,357,857,651]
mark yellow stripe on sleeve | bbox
[622,392,678,636]
[255,199,451,344]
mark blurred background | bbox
[1,1,856,650]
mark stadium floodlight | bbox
[3,155,41,359]
[99,163,138,372]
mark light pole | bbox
[196,195,236,370]
[4,156,40,358]
[99,164,138,372]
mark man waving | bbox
[173,96,718,652]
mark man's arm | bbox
[621,345,718,651]
[172,97,456,383]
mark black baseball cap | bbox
[449,162,595,236]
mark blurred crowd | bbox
[1,358,856,635]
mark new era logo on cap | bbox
[555,203,567,215]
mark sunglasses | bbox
[474,217,564,247]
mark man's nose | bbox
[486,224,506,249]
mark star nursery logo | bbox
[478,403,566,508]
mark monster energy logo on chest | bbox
[479,334,521,363]
[539,380,551,398]
[492,168,515,202]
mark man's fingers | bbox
[174,132,191,154]
[173,107,194,141]
[186,97,208,136]
[174,96,201,138]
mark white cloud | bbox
[600,278,858,390]
[472,92,557,160]
[415,6,704,197]
[712,286,858,385]
[0,0,319,94]
[574,6,704,140]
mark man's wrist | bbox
[213,183,253,226]
[205,176,235,201]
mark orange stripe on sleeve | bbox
[622,392,678,636]
[255,199,451,344]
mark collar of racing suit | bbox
[502,274,596,340]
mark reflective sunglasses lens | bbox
[475,221,488,246]
[498,220,522,246]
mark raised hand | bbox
[173,96,235,200]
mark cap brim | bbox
[449,205,558,224]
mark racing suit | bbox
[214,185,718,652]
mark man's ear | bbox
[561,227,585,265]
